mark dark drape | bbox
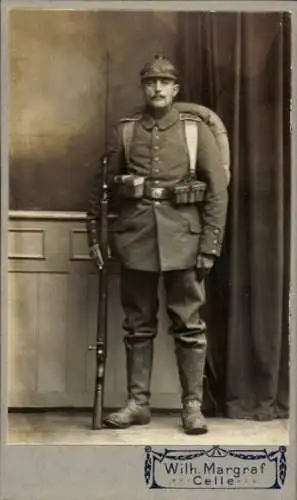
[176,12,291,420]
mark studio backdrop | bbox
[8,10,290,420]
[177,11,291,420]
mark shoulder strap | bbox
[179,113,201,176]
[121,121,135,164]
[183,119,199,177]
[120,115,141,164]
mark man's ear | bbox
[173,83,180,98]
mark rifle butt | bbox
[92,389,103,430]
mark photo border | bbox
[1,1,296,499]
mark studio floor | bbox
[7,410,289,446]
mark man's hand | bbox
[196,254,215,281]
[90,244,105,270]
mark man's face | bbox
[142,77,179,109]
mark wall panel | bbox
[8,212,181,409]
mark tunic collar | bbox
[140,104,179,131]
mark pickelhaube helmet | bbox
[140,54,178,82]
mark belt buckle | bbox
[152,187,164,199]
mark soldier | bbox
[87,54,229,435]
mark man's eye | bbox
[145,79,171,87]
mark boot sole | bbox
[103,417,151,429]
[184,426,208,435]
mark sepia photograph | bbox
[1,2,295,499]
[6,6,291,446]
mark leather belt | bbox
[143,184,171,200]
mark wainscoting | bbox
[7,211,181,409]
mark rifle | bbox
[88,52,111,429]
[89,154,109,430]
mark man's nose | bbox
[154,79,162,91]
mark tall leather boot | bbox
[175,340,208,435]
[103,338,153,428]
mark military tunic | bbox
[101,103,228,272]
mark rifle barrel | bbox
[92,53,111,431]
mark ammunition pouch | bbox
[172,179,207,205]
[114,174,145,199]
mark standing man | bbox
[87,55,228,435]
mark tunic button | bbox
[154,157,159,162]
